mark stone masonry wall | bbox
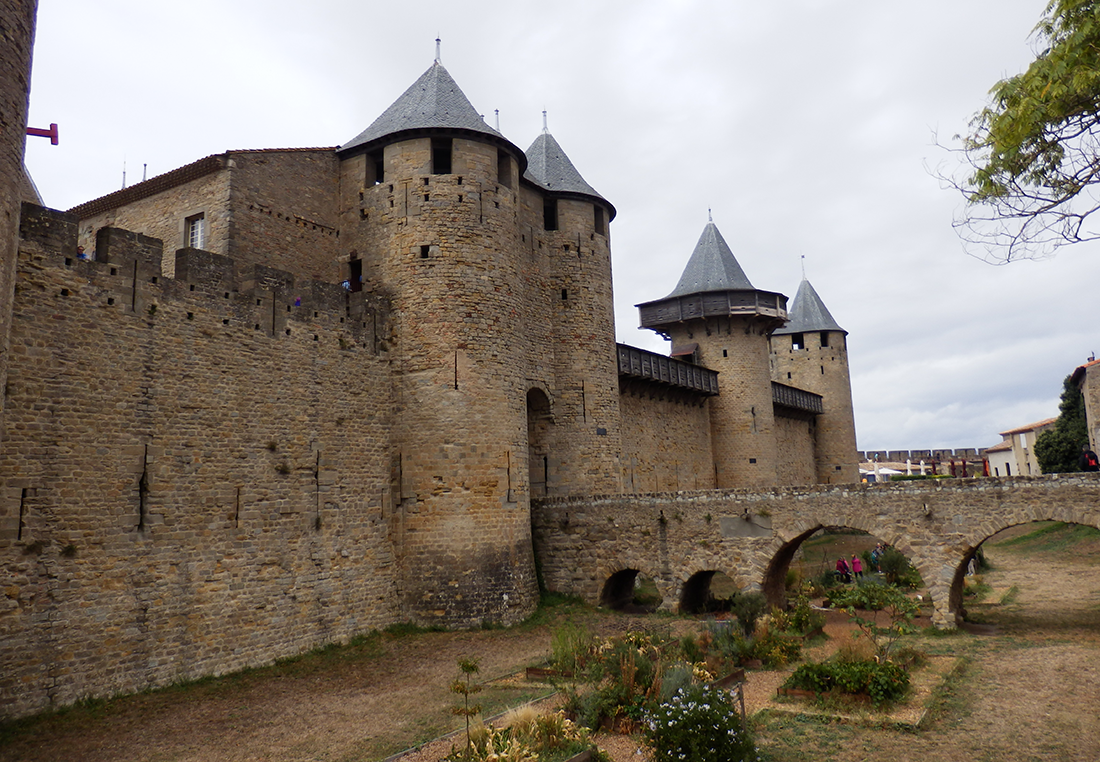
[78,166,231,278]
[774,414,815,485]
[338,137,539,627]
[667,317,779,488]
[227,149,341,282]
[770,330,859,484]
[619,389,715,493]
[0,206,397,720]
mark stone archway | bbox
[526,388,552,497]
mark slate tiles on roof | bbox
[664,221,754,298]
[341,61,505,153]
[773,278,845,335]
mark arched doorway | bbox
[527,388,552,497]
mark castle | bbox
[0,29,856,717]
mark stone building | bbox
[0,48,857,717]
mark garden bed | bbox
[762,655,963,728]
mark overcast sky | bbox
[23,0,1100,454]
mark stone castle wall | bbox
[619,390,715,493]
[0,206,397,719]
[78,164,232,278]
[774,414,816,485]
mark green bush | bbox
[784,659,910,706]
[826,581,898,611]
[731,592,767,636]
[878,547,923,588]
[750,627,802,668]
[644,683,759,762]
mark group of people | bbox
[833,554,863,583]
[834,542,888,583]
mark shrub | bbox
[784,659,910,706]
[749,624,802,668]
[644,683,759,762]
[879,547,922,588]
[730,591,767,636]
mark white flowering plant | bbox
[643,684,759,762]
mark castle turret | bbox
[771,278,859,483]
[637,218,787,487]
[1,0,36,443]
[523,124,622,498]
[337,58,538,626]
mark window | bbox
[791,333,804,350]
[543,199,558,231]
[186,213,205,249]
[594,205,606,235]
[431,138,452,174]
[819,332,829,348]
[367,149,384,184]
[497,150,512,188]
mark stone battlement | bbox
[18,203,390,352]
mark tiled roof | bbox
[1071,357,1100,385]
[997,417,1057,437]
[523,131,612,213]
[985,439,1013,453]
[67,148,336,219]
[773,278,845,336]
[69,154,227,218]
[340,61,505,153]
[664,221,754,298]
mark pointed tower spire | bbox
[435,37,441,63]
[339,58,511,154]
[773,278,845,335]
[542,110,549,134]
[524,128,614,215]
[663,219,754,298]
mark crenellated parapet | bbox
[18,204,391,352]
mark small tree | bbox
[1036,374,1089,473]
[843,586,919,664]
[450,658,483,760]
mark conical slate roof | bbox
[524,131,609,204]
[664,221,754,298]
[340,61,505,153]
[773,278,845,335]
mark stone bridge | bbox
[531,473,1100,627]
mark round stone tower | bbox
[336,57,621,626]
[770,279,859,483]
[522,123,622,498]
[0,0,37,440]
[637,219,787,488]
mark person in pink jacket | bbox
[851,554,864,581]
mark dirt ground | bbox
[2,524,1098,762]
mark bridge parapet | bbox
[531,473,1100,629]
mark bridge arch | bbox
[600,567,665,612]
[761,521,923,610]
[679,570,742,614]
[943,508,1100,625]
